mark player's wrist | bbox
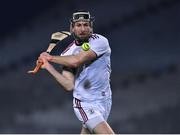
[49,55,54,62]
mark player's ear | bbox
[90,22,93,33]
[70,23,74,33]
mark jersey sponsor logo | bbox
[83,79,91,89]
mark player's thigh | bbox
[93,121,115,134]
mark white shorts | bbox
[73,98,112,132]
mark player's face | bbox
[72,21,92,41]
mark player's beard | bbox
[73,33,91,45]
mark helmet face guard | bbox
[70,11,94,23]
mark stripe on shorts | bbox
[75,98,88,123]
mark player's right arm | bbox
[41,58,74,91]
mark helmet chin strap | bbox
[73,33,90,46]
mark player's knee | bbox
[92,121,115,134]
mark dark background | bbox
[0,0,180,133]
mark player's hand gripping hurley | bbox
[27,31,71,74]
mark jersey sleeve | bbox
[89,35,110,57]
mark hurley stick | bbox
[27,31,71,74]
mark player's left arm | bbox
[40,57,75,91]
[38,50,97,68]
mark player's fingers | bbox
[40,56,48,64]
[40,52,49,57]
[37,57,43,63]
[40,52,52,61]
[35,58,42,67]
[40,58,50,69]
